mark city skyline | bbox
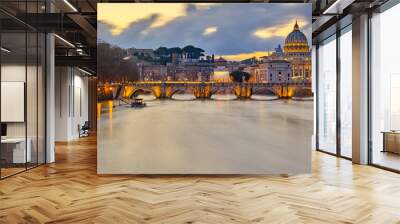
[98,3,312,61]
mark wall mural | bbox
[97,3,313,174]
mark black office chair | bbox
[78,121,90,138]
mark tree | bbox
[155,47,169,57]
[182,45,196,58]
[182,45,204,59]
[168,47,182,55]
[230,70,250,83]
[97,42,140,83]
[192,47,205,59]
[154,46,170,65]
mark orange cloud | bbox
[98,3,187,35]
[253,19,308,39]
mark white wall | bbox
[1,65,40,137]
[71,72,89,138]
[1,63,46,164]
[55,66,69,141]
[1,64,26,81]
[55,67,89,141]
[1,65,26,139]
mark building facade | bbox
[265,60,292,83]
[255,21,311,84]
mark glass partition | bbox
[317,35,337,154]
[27,31,38,169]
[339,26,352,158]
[1,31,28,177]
[370,3,400,171]
[0,2,46,179]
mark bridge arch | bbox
[130,88,156,98]
[168,85,213,99]
[170,87,196,97]
[292,87,313,98]
[251,87,279,97]
[210,87,236,96]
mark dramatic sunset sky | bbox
[98,3,311,61]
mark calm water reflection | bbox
[98,99,313,174]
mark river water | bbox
[98,95,313,174]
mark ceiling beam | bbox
[55,55,96,70]
[67,13,97,45]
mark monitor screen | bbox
[1,123,7,137]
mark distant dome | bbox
[285,22,307,45]
[283,21,310,57]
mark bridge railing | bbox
[98,81,312,88]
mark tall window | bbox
[371,3,400,171]
[340,27,352,158]
[317,35,337,154]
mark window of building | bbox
[317,35,337,155]
[315,22,353,160]
[370,3,400,171]
[339,26,352,158]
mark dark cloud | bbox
[98,3,311,55]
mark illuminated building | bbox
[283,21,311,58]
[265,60,292,83]
[212,66,231,82]
[283,21,311,82]
[245,65,267,83]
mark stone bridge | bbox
[98,81,312,100]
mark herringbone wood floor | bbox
[1,135,400,224]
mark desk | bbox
[1,138,31,163]
[382,131,400,154]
